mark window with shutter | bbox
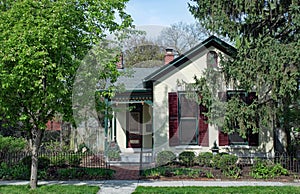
[199,104,209,146]
[218,91,259,146]
[168,92,179,146]
[168,92,209,146]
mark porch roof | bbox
[111,90,152,104]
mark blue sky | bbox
[126,0,196,27]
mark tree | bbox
[120,30,165,67]
[158,22,210,54]
[189,1,300,151]
[0,0,132,189]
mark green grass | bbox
[0,185,99,194]
[133,186,300,194]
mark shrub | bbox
[0,162,30,180]
[196,152,213,167]
[211,154,238,170]
[50,155,67,167]
[222,166,242,179]
[179,151,196,167]
[57,168,114,179]
[142,167,202,178]
[49,153,82,167]
[211,154,222,169]
[218,154,238,170]
[0,135,27,153]
[250,159,289,179]
[68,154,82,167]
[20,156,50,170]
[156,151,176,166]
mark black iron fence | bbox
[0,151,107,169]
[274,152,300,173]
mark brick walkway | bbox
[110,165,140,180]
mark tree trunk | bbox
[30,127,43,189]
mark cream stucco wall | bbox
[152,47,274,158]
[114,103,153,153]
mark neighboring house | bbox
[46,120,62,131]
[105,36,274,163]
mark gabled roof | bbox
[116,67,161,90]
[143,35,236,88]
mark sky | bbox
[126,0,196,28]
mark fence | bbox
[237,152,300,174]
[0,151,108,169]
[274,152,300,173]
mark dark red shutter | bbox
[168,92,179,146]
[248,131,259,146]
[247,92,257,105]
[218,128,229,146]
[198,104,209,146]
[247,92,259,146]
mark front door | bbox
[127,104,142,148]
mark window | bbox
[218,91,259,146]
[207,51,218,68]
[168,92,209,146]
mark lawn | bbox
[133,186,300,194]
[0,185,99,194]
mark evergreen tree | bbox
[189,0,300,151]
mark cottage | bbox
[105,36,274,163]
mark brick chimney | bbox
[116,52,124,69]
[164,48,174,65]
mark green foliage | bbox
[0,135,27,153]
[57,168,114,179]
[189,0,300,143]
[0,161,114,180]
[0,0,132,187]
[217,154,238,170]
[106,143,121,161]
[196,152,213,167]
[222,166,241,179]
[251,159,289,179]
[210,154,240,178]
[20,156,50,170]
[49,153,82,167]
[142,167,203,179]
[178,151,196,167]
[156,151,176,166]
[43,141,70,153]
[0,162,30,180]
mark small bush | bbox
[156,151,176,166]
[0,162,30,180]
[218,154,238,170]
[142,167,202,178]
[68,154,82,167]
[57,168,114,179]
[20,156,50,170]
[222,166,241,179]
[50,155,67,167]
[211,154,238,170]
[179,151,196,167]
[49,153,82,167]
[250,158,289,179]
[211,154,222,169]
[197,152,213,167]
[0,135,27,153]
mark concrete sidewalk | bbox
[1,180,299,194]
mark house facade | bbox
[107,36,274,163]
